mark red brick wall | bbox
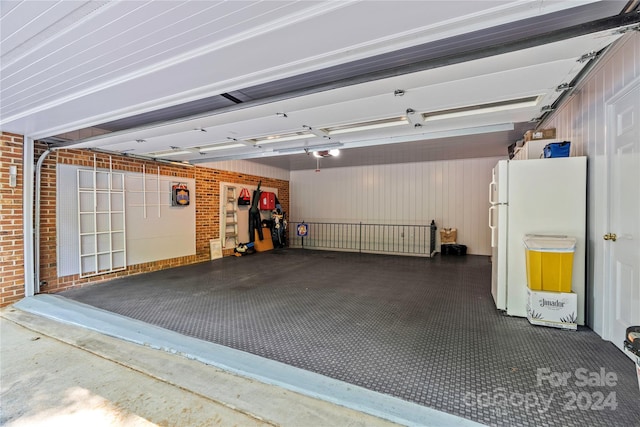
[201,167,290,256]
[0,136,289,305]
[0,133,25,306]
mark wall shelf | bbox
[77,157,127,278]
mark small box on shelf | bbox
[524,128,556,142]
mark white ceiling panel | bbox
[0,0,635,170]
[1,1,333,118]
[61,28,621,157]
[1,1,609,133]
[0,1,79,54]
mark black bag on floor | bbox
[441,244,467,256]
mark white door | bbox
[606,80,640,356]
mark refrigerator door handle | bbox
[489,176,497,205]
[489,205,497,247]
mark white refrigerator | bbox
[489,157,587,324]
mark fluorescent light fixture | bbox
[199,143,245,152]
[247,131,314,145]
[324,117,409,135]
[275,142,343,154]
[337,123,514,151]
[329,149,340,156]
[146,146,195,157]
[423,96,539,122]
[153,150,192,157]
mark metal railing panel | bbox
[289,221,433,257]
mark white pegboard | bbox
[57,164,195,278]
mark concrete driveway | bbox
[1,307,401,427]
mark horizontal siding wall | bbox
[291,157,502,255]
[200,159,290,181]
[545,33,639,156]
[541,32,639,334]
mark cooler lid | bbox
[523,234,576,252]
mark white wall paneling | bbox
[125,168,196,265]
[201,160,290,181]
[542,32,640,335]
[57,163,196,277]
[290,157,502,255]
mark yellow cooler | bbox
[523,235,576,292]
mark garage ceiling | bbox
[1,1,638,170]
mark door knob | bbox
[603,233,617,241]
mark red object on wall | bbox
[259,192,276,210]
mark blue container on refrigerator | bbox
[543,141,571,158]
